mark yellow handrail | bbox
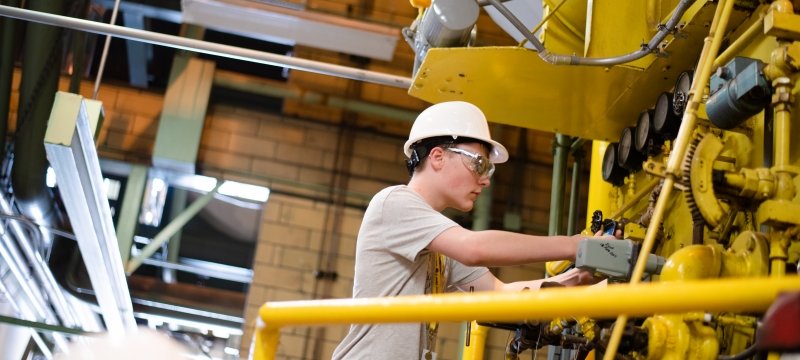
[252,276,800,359]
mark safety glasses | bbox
[445,147,495,178]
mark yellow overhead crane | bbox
[253,0,800,359]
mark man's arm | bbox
[457,268,599,292]
[428,226,582,267]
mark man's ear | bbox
[428,147,446,170]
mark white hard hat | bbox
[403,101,509,163]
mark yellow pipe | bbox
[603,0,737,357]
[713,12,766,69]
[251,277,800,359]
[607,178,661,221]
[462,321,488,360]
[252,319,280,360]
[773,81,793,171]
[255,276,797,325]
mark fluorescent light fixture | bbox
[181,0,400,61]
[218,180,269,203]
[104,178,121,201]
[46,167,56,188]
[139,176,169,227]
[43,91,137,335]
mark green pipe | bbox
[0,0,21,158]
[0,314,92,336]
[125,181,221,274]
[566,140,585,236]
[548,134,569,236]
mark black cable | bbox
[717,343,758,360]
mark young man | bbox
[332,101,597,360]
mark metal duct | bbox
[12,0,65,227]
[0,0,21,159]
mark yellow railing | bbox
[252,276,800,360]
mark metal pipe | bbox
[0,5,413,88]
[549,134,569,235]
[125,181,221,274]
[0,193,80,328]
[0,280,55,359]
[567,140,585,235]
[261,278,800,324]
[252,276,800,359]
[603,0,737,357]
[772,79,792,170]
[484,0,694,66]
[0,232,51,320]
[11,0,65,231]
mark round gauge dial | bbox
[673,70,693,117]
[618,127,644,171]
[602,143,629,186]
[635,110,652,153]
[653,91,680,138]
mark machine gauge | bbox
[673,70,693,117]
[653,91,680,139]
[618,127,644,171]
[602,143,629,186]
[635,110,653,153]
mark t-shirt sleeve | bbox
[446,258,489,290]
[378,187,459,262]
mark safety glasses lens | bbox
[447,148,494,178]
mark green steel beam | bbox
[125,181,221,275]
[115,164,147,264]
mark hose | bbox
[484,0,695,66]
[717,343,758,360]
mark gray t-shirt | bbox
[332,185,489,360]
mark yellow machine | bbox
[253,0,800,359]
[404,0,800,358]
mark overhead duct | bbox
[181,0,400,61]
